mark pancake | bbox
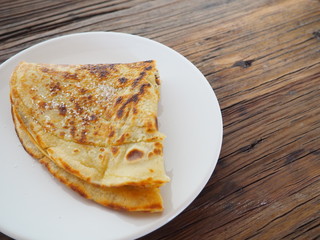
[11,61,164,145]
[12,106,163,212]
[10,61,170,188]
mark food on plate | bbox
[10,60,169,212]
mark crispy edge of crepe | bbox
[12,107,164,212]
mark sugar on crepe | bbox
[10,60,169,212]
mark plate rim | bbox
[0,31,223,240]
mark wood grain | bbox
[1,0,319,239]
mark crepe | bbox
[12,107,163,212]
[10,61,170,188]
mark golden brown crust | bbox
[10,61,163,147]
[39,156,164,212]
[10,61,170,188]
[11,106,45,160]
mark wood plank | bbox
[0,0,319,239]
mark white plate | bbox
[0,32,223,240]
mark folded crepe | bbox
[10,60,170,212]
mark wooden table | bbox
[1,0,319,239]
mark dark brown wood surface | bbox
[1,0,319,239]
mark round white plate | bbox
[0,32,223,240]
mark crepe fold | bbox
[10,61,170,212]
